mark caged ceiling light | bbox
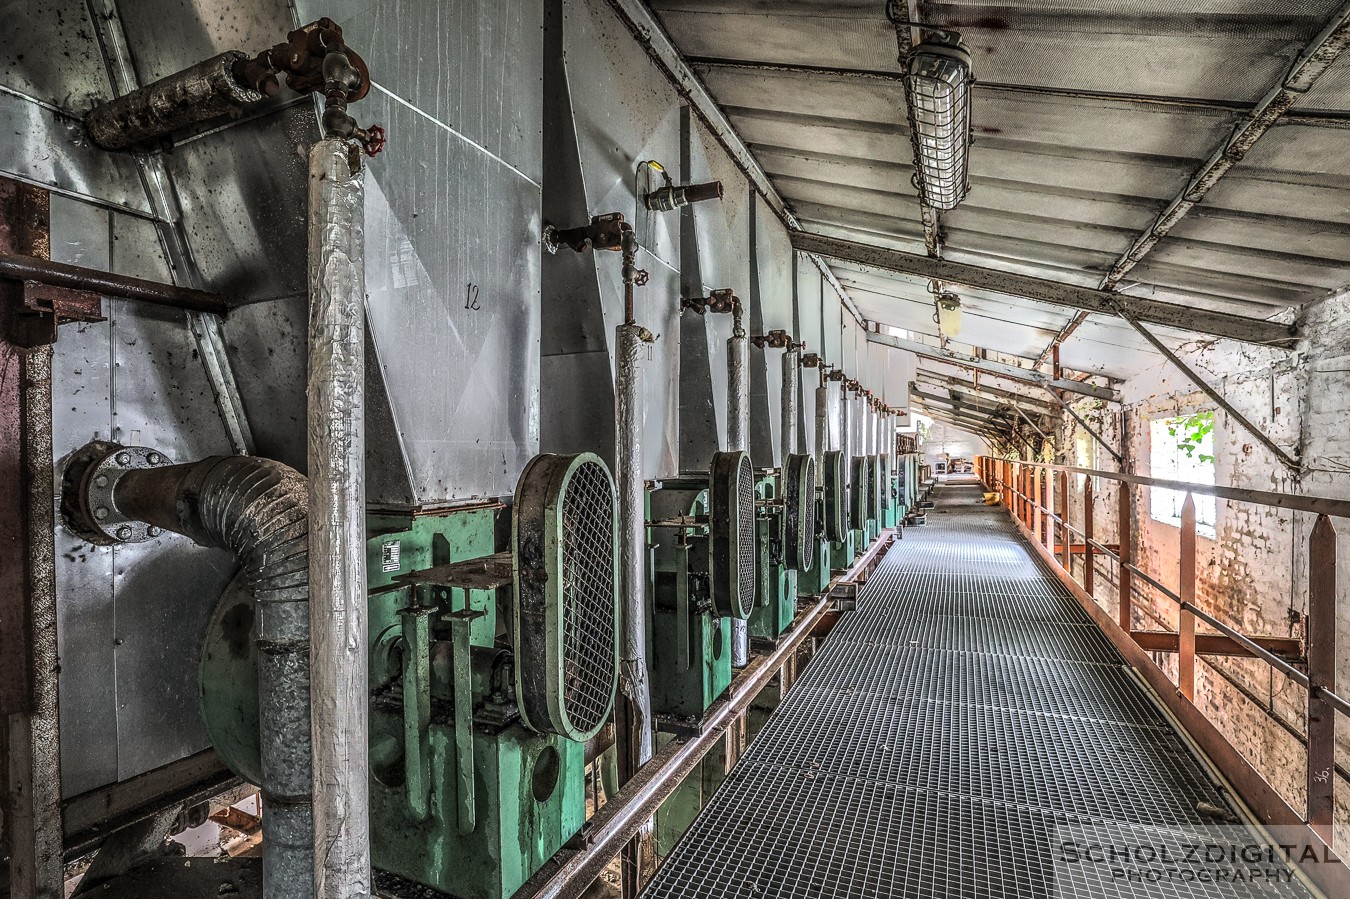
[888,6,974,211]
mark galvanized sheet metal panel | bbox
[362,87,542,504]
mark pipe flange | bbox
[61,441,174,545]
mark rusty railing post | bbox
[1036,464,1047,542]
[1179,493,1196,701]
[1119,482,1133,633]
[1308,514,1337,845]
[1058,470,1071,571]
[1083,478,1095,595]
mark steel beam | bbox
[915,372,1057,414]
[1043,388,1124,465]
[794,231,1297,348]
[1118,312,1300,470]
[1100,3,1350,290]
[867,330,1120,402]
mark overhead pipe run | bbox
[85,18,384,157]
[62,447,315,897]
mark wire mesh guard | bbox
[710,451,757,619]
[823,450,848,542]
[783,454,817,571]
[904,38,972,211]
[641,479,1315,899]
[849,455,871,527]
[513,452,619,742]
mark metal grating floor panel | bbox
[642,479,1316,899]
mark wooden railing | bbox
[976,455,1347,851]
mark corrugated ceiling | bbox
[648,0,1350,429]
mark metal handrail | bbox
[990,468,1350,715]
[991,457,1350,519]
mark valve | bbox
[680,288,739,315]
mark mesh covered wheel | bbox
[710,451,755,620]
[822,450,848,542]
[513,452,619,742]
[850,455,871,527]
[783,454,816,572]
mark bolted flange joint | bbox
[61,441,174,545]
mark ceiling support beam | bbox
[1100,3,1350,291]
[1118,313,1301,470]
[796,231,1298,348]
[914,403,999,441]
[1010,399,1051,444]
[1043,389,1124,465]
[915,371,1057,414]
[867,330,1121,402]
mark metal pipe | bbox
[814,384,828,470]
[727,301,749,667]
[307,138,370,899]
[839,386,851,458]
[0,253,231,315]
[780,348,798,462]
[85,51,263,150]
[615,321,653,769]
[74,452,314,896]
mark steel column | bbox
[1179,494,1197,702]
[1,179,62,899]
[1307,514,1337,844]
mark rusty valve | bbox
[680,288,739,315]
[545,212,632,254]
[749,329,802,351]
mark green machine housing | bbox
[200,453,620,899]
[748,454,816,644]
[646,451,755,722]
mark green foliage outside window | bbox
[1166,411,1214,463]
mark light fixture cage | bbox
[904,37,973,211]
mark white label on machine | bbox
[381,539,401,573]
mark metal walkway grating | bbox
[641,478,1317,899]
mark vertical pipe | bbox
[727,304,749,668]
[1083,478,1095,596]
[1307,514,1336,844]
[839,387,851,459]
[813,383,828,470]
[615,321,652,768]
[780,349,798,463]
[308,138,370,899]
[1179,493,1196,702]
[1032,469,1043,545]
[1119,483,1133,632]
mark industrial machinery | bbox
[850,454,875,544]
[748,454,816,646]
[799,450,851,596]
[65,443,620,899]
[646,451,756,722]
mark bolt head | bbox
[147,452,161,465]
[115,526,132,540]
[147,526,162,537]
[94,474,109,488]
[115,452,131,466]
[94,507,109,520]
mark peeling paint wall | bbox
[1057,293,1350,845]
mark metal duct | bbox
[726,302,749,668]
[781,349,798,463]
[840,388,852,459]
[61,446,313,896]
[307,138,370,899]
[615,321,653,769]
